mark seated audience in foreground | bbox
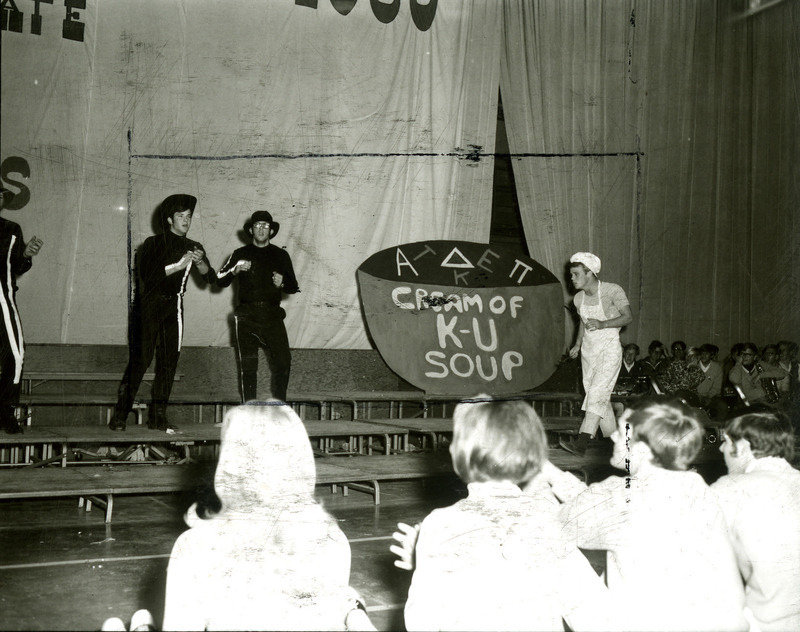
[728,342,788,406]
[162,402,374,631]
[712,408,800,631]
[403,396,613,632]
[544,397,748,631]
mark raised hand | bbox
[390,522,420,571]
[23,236,43,258]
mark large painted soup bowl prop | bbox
[357,241,564,396]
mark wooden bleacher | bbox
[0,420,413,468]
[0,446,611,522]
[4,343,681,525]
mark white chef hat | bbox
[569,252,601,275]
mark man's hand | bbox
[233,260,252,274]
[190,248,210,275]
[585,318,602,331]
[23,236,43,258]
[177,252,194,269]
[272,271,284,288]
[390,522,420,571]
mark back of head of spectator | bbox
[450,396,546,488]
[615,396,704,473]
[214,401,316,516]
[163,401,368,632]
[722,407,794,473]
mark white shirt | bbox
[712,457,800,631]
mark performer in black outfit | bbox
[217,211,298,402]
[0,186,43,434]
[109,194,216,432]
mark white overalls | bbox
[577,282,622,437]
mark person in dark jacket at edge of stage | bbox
[0,186,43,434]
[216,210,299,403]
[109,193,216,433]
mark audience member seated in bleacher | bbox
[728,343,788,407]
[760,343,779,368]
[668,340,688,365]
[401,396,613,632]
[614,343,649,395]
[722,343,746,399]
[543,396,748,632]
[776,340,799,404]
[711,408,800,631]
[658,346,704,406]
[162,402,375,632]
[639,340,667,391]
[697,343,728,420]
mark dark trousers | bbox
[0,301,24,420]
[234,306,291,402]
[114,296,182,423]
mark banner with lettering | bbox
[0,0,502,348]
[357,241,564,394]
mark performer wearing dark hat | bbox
[109,194,216,432]
[0,186,43,434]
[217,211,298,402]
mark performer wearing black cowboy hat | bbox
[109,194,216,432]
[0,186,43,434]
[217,210,298,402]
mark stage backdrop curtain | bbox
[0,0,502,348]
[500,0,799,351]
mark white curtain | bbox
[1,0,503,349]
[500,0,798,350]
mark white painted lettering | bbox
[489,296,506,315]
[476,248,500,273]
[391,286,414,309]
[476,355,499,381]
[509,296,523,318]
[450,353,474,378]
[510,259,533,284]
[501,351,523,380]
[396,248,419,277]
[424,351,448,378]
[472,317,497,352]
[436,314,462,349]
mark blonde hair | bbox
[450,395,547,486]
[627,396,704,470]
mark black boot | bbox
[559,432,591,457]
[108,415,127,432]
[148,402,178,432]
[1,407,23,434]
